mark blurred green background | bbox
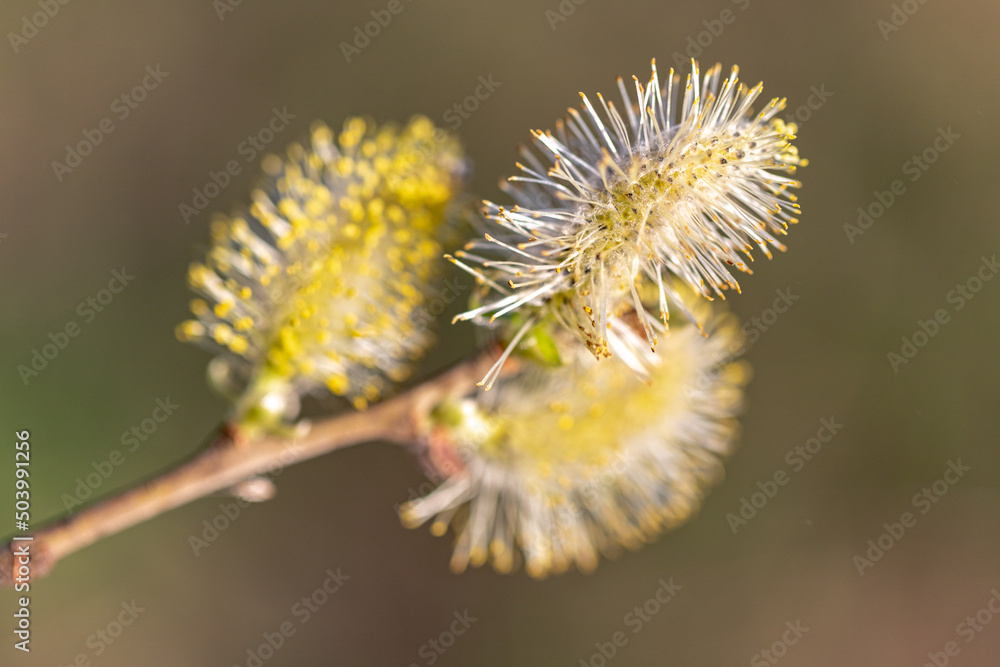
[2,0,999,664]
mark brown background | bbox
[1,0,999,665]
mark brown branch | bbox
[0,352,493,586]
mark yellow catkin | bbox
[401,303,749,578]
[178,116,466,428]
[455,59,804,370]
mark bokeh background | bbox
[2,0,999,664]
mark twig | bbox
[0,352,493,586]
